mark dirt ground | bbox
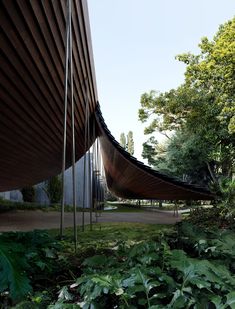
[0,210,181,232]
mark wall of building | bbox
[0,154,93,208]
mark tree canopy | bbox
[139,17,235,186]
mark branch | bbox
[159,131,171,140]
[206,162,218,184]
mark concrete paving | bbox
[0,210,181,232]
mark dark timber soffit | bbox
[0,0,97,191]
[95,105,215,200]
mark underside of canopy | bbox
[0,0,214,200]
[0,0,97,190]
[95,106,214,200]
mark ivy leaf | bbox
[35,260,47,270]
[190,277,211,289]
[44,248,56,258]
[82,255,107,268]
[169,289,187,309]
[226,291,235,309]
[58,286,73,301]
[210,296,225,309]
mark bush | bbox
[50,228,235,308]
[44,176,62,204]
[21,186,35,203]
[219,178,235,209]
[185,206,235,229]
[0,231,65,304]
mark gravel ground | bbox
[0,210,181,232]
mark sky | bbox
[87,0,234,162]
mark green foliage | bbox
[219,178,235,209]
[21,186,35,203]
[51,225,235,308]
[142,136,159,167]
[185,207,227,228]
[185,205,235,229]
[0,241,32,301]
[0,198,75,213]
[0,231,64,303]
[2,222,235,308]
[139,17,235,185]
[44,175,62,204]
[178,18,235,134]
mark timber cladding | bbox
[0,0,97,191]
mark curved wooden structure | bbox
[96,106,214,200]
[0,0,214,200]
[0,0,97,191]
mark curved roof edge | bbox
[95,104,215,200]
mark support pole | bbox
[82,151,87,232]
[69,0,77,252]
[82,80,89,232]
[94,139,98,223]
[91,124,96,226]
[60,0,70,239]
[87,103,92,231]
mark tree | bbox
[139,17,235,185]
[120,131,135,155]
[44,175,62,204]
[142,136,159,166]
[177,17,235,134]
[127,131,134,155]
[21,186,35,203]
[120,133,127,150]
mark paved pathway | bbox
[0,210,181,232]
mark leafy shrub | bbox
[0,231,66,304]
[44,176,62,204]
[0,199,71,213]
[21,186,35,203]
[2,223,235,308]
[50,231,235,308]
[185,206,234,229]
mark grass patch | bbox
[104,203,145,212]
[0,199,146,213]
[49,222,173,248]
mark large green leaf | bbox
[0,241,32,301]
[226,291,235,309]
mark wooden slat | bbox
[0,0,97,191]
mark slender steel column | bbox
[95,139,99,222]
[69,0,77,251]
[97,139,102,217]
[82,152,87,231]
[89,118,96,231]
[91,123,96,226]
[60,0,70,238]
[93,139,98,223]
[82,152,87,232]
[87,100,92,230]
[82,80,89,231]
